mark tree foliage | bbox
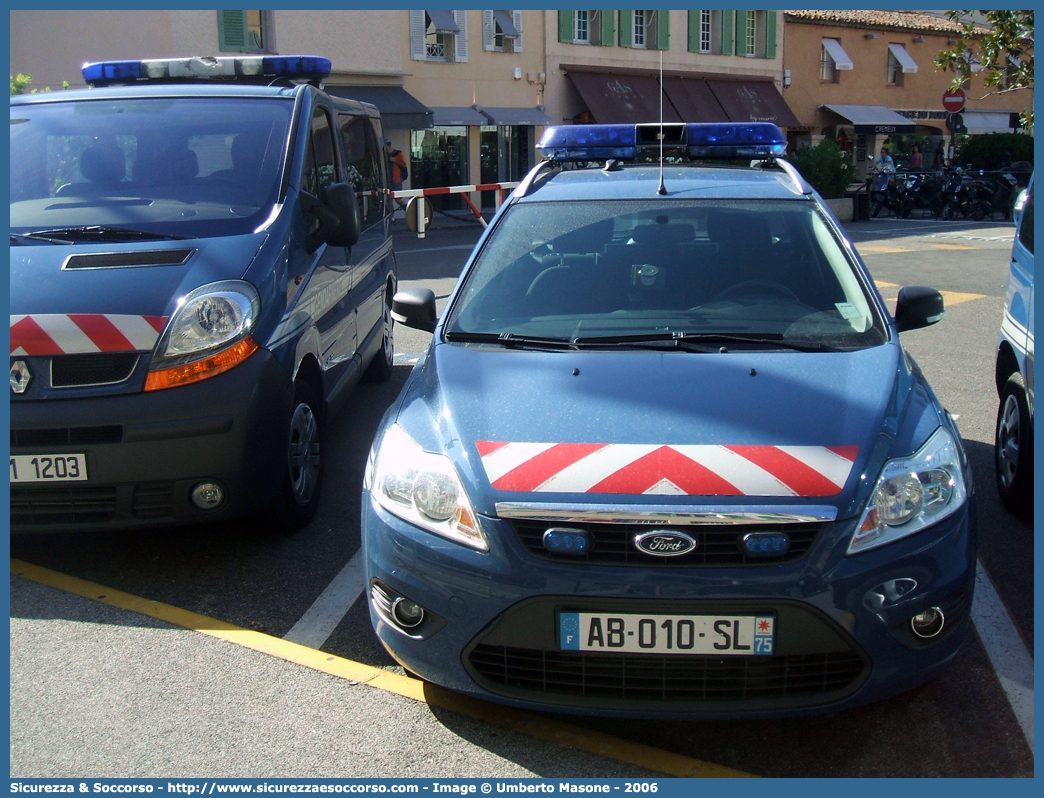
[956,132,1034,170]
[791,139,855,200]
[10,73,68,95]
[935,10,1034,130]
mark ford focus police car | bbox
[10,56,396,531]
[362,123,976,718]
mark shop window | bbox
[411,126,468,211]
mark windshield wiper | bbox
[573,332,830,352]
[10,232,73,245]
[21,226,187,243]
[444,331,577,350]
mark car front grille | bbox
[10,484,118,526]
[510,520,822,566]
[11,426,123,447]
[469,645,866,703]
[50,353,140,388]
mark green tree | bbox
[791,139,855,200]
[935,10,1034,131]
[10,73,68,95]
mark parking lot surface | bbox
[10,213,1034,778]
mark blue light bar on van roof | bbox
[536,122,787,161]
[81,55,332,86]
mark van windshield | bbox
[445,199,887,350]
[10,97,293,240]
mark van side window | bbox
[1017,186,1033,255]
[339,114,386,226]
[302,106,337,196]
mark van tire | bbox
[365,299,395,383]
[995,372,1033,517]
[278,381,324,530]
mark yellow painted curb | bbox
[11,558,754,778]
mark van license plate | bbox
[10,454,88,483]
[559,612,775,655]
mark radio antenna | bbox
[657,50,667,195]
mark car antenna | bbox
[657,50,667,196]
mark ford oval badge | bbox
[633,530,697,557]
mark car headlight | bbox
[848,427,968,555]
[145,280,261,391]
[367,424,487,552]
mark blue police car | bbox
[361,122,977,718]
[10,56,396,531]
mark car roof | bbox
[518,163,811,203]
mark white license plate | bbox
[559,612,775,656]
[10,454,88,483]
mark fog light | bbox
[910,606,945,638]
[191,481,225,510]
[392,597,425,628]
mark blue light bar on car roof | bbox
[536,122,787,161]
[81,55,332,86]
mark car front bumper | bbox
[363,492,977,719]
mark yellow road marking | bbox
[11,558,754,778]
[939,290,986,307]
[928,243,977,251]
[858,245,915,254]
[874,280,900,289]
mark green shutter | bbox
[217,10,249,53]
[599,11,615,46]
[734,10,746,55]
[765,11,777,59]
[655,10,670,50]
[559,10,573,43]
[720,11,734,56]
[687,11,699,53]
[618,11,632,47]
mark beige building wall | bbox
[545,10,784,124]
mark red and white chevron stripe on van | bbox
[10,314,168,356]
[476,441,859,497]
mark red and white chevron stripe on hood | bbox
[476,441,859,497]
[10,314,168,356]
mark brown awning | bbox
[706,80,799,127]
[661,77,728,123]
[566,70,682,124]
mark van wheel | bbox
[995,372,1033,517]
[365,300,395,382]
[278,381,324,530]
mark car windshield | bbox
[10,96,293,240]
[445,198,887,350]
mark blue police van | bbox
[362,122,977,718]
[10,56,396,531]
[994,174,1034,515]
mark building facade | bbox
[783,10,1031,178]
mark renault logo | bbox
[633,530,698,557]
[10,360,31,394]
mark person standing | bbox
[909,143,923,170]
[385,138,408,211]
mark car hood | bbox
[10,234,266,318]
[397,341,931,519]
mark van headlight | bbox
[848,427,968,554]
[366,424,487,552]
[145,280,261,391]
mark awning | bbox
[566,69,682,124]
[492,10,520,38]
[823,104,916,135]
[323,86,433,130]
[822,38,854,71]
[430,106,487,125]
[706,80,799,127]
[962,111,1016,134]
[426,9,459,34]
[479,106,553,125]
[661,77,728,123]
[888,43,918,74]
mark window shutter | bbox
[559,11,573,43]
[655,10,670,50]
[721,10,734,55]
[513,10,523,52]
[765,11,777,59]
[687,11,699,53]
[599,11,615,47]
[454,10,469,62]
[217,10,249,53]
[409,10,426,61]
[483,10,495,51]
[618,10,632,47]
[734,10,746,55]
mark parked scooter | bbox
[869,167,912,218]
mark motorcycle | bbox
[869,167,911,218]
